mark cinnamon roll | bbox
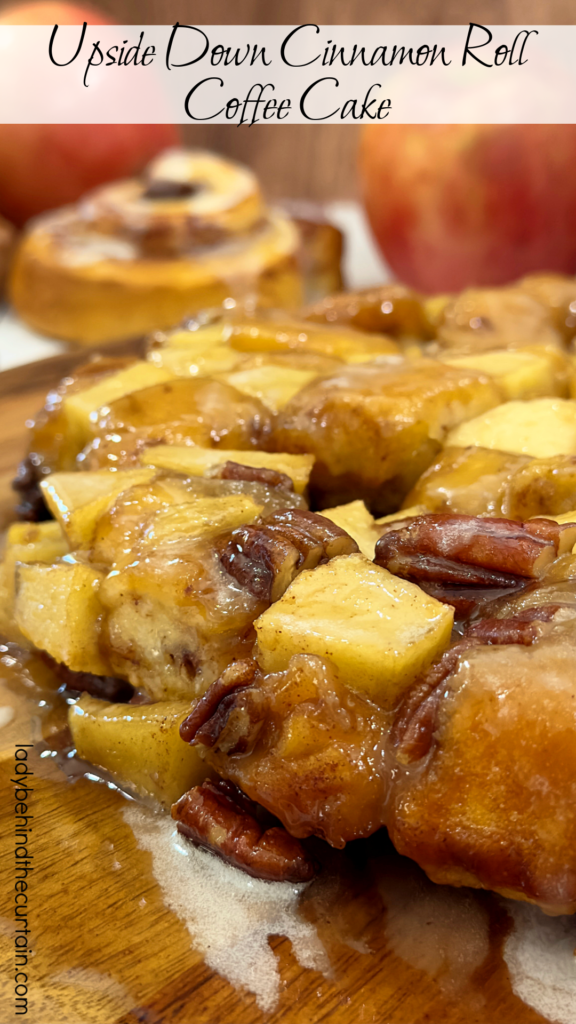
[9,149,304,345]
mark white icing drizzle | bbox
[504,901,576,1023]
[124,805,328,1012]
[61,233,138,266]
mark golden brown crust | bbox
[303,283,433,338]
[273,362,502,514]
[388,609,576,913]
[184,654,392,849]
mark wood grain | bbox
[0,352,555,1024]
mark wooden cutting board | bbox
[0,350,553,1024]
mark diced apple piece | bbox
[254,553,453,708]
[445,399,576,459]
[15,561,109,675]
[0,521,69,641]
[0,562,17,641]
[441,348,568,401]
[41,468,156,548]
[375,505,429,525]
[170,316,400,362]
[68,695,209,807]
[217,364,320,413]
[541,509,576,525]
[143,495,263,545]
[160,324,226,350]
[319,500,378,559]
[140,445,315,495]
[147,344,242,378]
[63,362,174,450]
[227,320,400,363]
[6,520,68,562]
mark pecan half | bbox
[220,508,358,602]
[180,660,260,753]
[211,461,294,492]
[416,581,527,618]
[171,779,317,883]
[524,517,576,555]
[464,603,563,645]
[390,639,481,765]
[375,514,560,582]
[41,652,134,702]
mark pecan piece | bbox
[391,639,481,764]
[524,518,576,555]
[375,514,560,589]
[12,456,51,522]
[220,508,358,602]
[171,779,317,883]
[41,652,134,702]
[212,460,294,492]
[180,660,264,755]
[417,581,527,618]
[464,604,563,644]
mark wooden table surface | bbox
[0,350,558,1024]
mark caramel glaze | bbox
[181,562,576,915]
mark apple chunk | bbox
[319,500,379,559]
[5,520,68,562]
[217,363,320,413]
[446,399,576,459]
[147,342,242,378]
[69,695,209,808]
[0,521,69,641]
[140,445,315,495]
[441,348,568,401]
[143,495,264,545]
[254,553,453,708]
[41,467,156,548]
[15,561,109,675]
[62,361,174,450]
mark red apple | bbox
[0,1,180,226]
[0,1,111,24]
[359,125,576,294]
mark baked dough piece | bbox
[405,446,576,521]
[433,285,561,351]
[9,149,303,345]
[389,618,576,914]
[273,361,503,513]
[303,282,434,339]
